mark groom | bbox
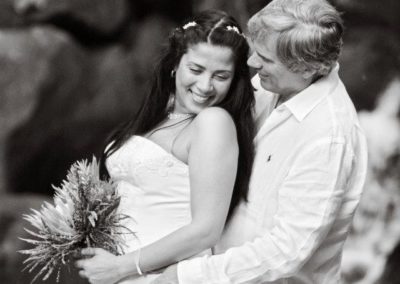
[154,0,368,283]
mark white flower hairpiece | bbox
[182,21,197,30]
[226,25,245,37]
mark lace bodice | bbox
[106,136,192,251]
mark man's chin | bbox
[259,81,275,93]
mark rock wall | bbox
[0,0,184,282]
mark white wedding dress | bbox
[106,135,207,283]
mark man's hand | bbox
[150,263,179,284]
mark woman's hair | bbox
[99,9,255,220]
[248,0,343,77]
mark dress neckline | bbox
[133,136,189,167]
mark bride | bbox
[75,9,255,284]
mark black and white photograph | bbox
[1,0,399,283]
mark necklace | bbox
[167,112,194,120]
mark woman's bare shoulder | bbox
[194,107,235,129]
[191,107,237,143]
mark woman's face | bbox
[173,42,235,114]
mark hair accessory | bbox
[226,25,245,37]
[182,21,197,30]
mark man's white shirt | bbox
[178,65,368,284]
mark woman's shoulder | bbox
[194,107,234,127]
[192,107,237,139]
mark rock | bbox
[13,0,131,36]
[2,11,178,198]
[3,37,142,195]
[0,26,78,194]
[332,0,400,28]
[379,241,400,284]
[0,0,25,27]
[339,26,400,111]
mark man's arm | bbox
[150,264,178,284]
[176,137,365,283]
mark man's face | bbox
[247,32,310,99]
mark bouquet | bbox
[19,157,133,283]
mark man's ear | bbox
[302,69,316,80]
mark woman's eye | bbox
[190,68,201,74]
[215,74,230,81]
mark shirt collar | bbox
[278,64,340,122]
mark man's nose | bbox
[247,53,262,69]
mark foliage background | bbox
[0,0,399,283]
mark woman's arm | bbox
[117,107,239,276]
[134,107,238,271]
[77,107,239,282]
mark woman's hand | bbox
[75,248,123,284]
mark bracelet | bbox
[135,248,143,276]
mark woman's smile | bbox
[189,89,214,104]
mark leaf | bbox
[88,215,96,227]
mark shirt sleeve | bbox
[178,137,356,284]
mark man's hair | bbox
[248,0,343,77]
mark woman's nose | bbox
[197,75,213,93]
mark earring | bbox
[167,93,175,111]
[171,70,176,78]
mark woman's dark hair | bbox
[99,9,255,221]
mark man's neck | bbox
[275,78,315,108]
[275,92,296,108]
